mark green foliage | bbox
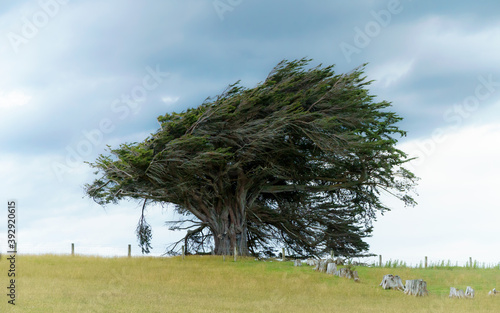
[85,58,418,257]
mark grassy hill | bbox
[1,254,499,312]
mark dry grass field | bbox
[0,254,499,312]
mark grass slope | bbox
[0,255,499,312]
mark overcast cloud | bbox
[1,0,499,263]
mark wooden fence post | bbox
[469,257,473,268]
[71,243,75,256]
[181,245,185,260]
[234,246,237,262]
[128,244,131,257]
[425,256,428,268]
[282,248,286,261]
[379,255,382,267]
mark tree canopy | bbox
[84,58,418,258]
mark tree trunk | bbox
[212,228,248,255]
[404,279,428,296]
[211,212,248,256]
[209,175,252,256]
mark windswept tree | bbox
[85,59,418,257]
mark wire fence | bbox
[0,242,167,258]
[1,243,499,269]
[360,255,500,269]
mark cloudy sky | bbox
[1,0,499,264]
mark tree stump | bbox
[450,286,474,299]
[294,259,302,267]
[404,279,428,296]
[337,267,350,278]
[315,259,328,273]
[449,287,465,298]
[335,267,359,281]
[346,270,354,280]
[318,260,327,273]
[326,263,337,275]
[313,260,320,271]
[380,274,404,290]
[465,286,475,298]
[315,259,336,272]
[352,270,360,282]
